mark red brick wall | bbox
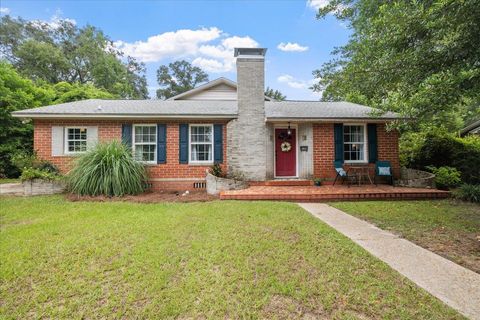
[313,123,400,181]
[34,119,228,190]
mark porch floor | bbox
[219,185,449,201]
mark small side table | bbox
[347,166,373,186]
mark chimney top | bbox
[234,48,267,58]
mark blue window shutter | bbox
[213,124,223,163]
[122,124,132,148]
[334,123,344,162]
[179,124,189,164]
[367,124,378,163]
[157,124,166,164]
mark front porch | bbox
[219,184,449,201]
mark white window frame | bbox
[343,123,368,163]
[189,124,214,165]
[64,126,88,155]
[132,124,157,164]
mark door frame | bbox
[273,124,299,178]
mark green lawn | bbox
[0,196,464,319]
[330,200,480,273]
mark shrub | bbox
[36,161,60,174]
[20,167,61,181]
[408,132,480,184]
[453,184,480,203]
[67,141,147,197]
[11,151,59,174]
[427,166,462,190]
[210,163,224,177]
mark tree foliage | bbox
[312,0,480,132]
[156,60,209,99]
[0,62,53,177]
[0,62,115,177]
[265,87,286,101]
[0,15,148,99]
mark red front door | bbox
[275,128,296,177]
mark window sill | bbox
[63,152,86,156]
[188,162,214,166]
[344,161,369,164]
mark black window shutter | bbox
[213,124,223,164]
[121,124,132,148]
[367,124,378,163]
[157,124,166,164]
[334,123,344,162]
[179,124,189,164]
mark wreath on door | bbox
[280,141,292,152]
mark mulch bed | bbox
[66,190,218,203]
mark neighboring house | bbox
[460,119,480,137]
[12,48,401,190]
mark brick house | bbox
[13,48,401,190]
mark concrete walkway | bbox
[298,203,480,320]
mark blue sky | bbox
[1,0,350,100]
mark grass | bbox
[0,178,20,184]
[0,196,464,319]
[330,200,480,273]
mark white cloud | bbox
[115,27,222,63]
[307,0,331,10]
[115,28,259,72]
[307,0,346,14]
[277,42,309,52]
[192,57,225,73]
[0,7,10,14]
[30,9,77,29]
[278,74,310,89]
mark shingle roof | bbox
[12,99,401,121]
[12,99,238,119]
[265,101,399,120]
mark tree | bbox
[311,0,480,133]
[0,16,149,99]
[265,87,286,101]
[0,62,116,177]
[156,60,208,99]
[0,62,54,177]
[51,82,116,103]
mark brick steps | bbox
[219,186,450,202]
[220,191,449,201]
[250,180,314,187]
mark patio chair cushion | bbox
[335,167,347,176]
[378,166,391,176]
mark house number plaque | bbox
[300,146,308,152]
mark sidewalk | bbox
[298,203,480,320]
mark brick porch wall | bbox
[313,123,400,181]
[34,119,228,190]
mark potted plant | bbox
[313,178,322,186]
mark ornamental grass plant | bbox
[68,141,147,197]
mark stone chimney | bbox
[227,48,268,181]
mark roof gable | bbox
[168,77,273,101]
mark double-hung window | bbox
[133,124,157,164]
[343,124,367,162]
[189,124,213,164]
[65,127,88,154]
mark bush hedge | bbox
[68,141,147,197]
[408,132,480,184]
[427,166,461,190]
[454,184,480,203]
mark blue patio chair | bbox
[375,161,394,186]
[333,160,350,186]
